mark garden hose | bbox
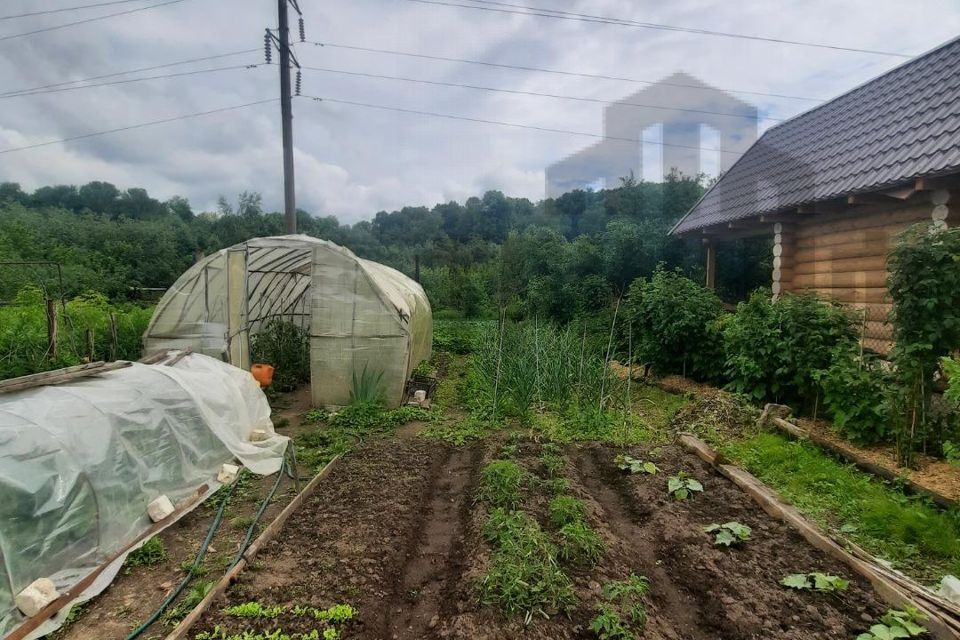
[124,467,245,640]
[229,452,289,569]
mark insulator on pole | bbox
[264,31,272,64]
[298,17,305,42]
[295,70,302,96]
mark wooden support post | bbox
[85,328,95,362]
[704,240,716,290]
[771,223,795,300]
[109,313,119,362]
[45,298,58,359]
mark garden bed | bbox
[189,434,892,640]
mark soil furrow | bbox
[384,443,480,639]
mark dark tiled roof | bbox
[672,36,960,235]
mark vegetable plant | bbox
[124,536,167,569]
[703,521,751,546]
[856,607,928,639]
[589,604,634,640]
[556,521,604,565]
[602,575,649,625]
[549,495,586,528]
[666,471,703,500]
[478,460,524,509]
[780,572,849,593]
[614,454,659,475]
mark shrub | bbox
[722,291,855,407]
[888,225,960,464]
[815,347,893,444]
[250,318,309,392]
[624,266,724,380]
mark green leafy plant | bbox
[478,460,524,509]
[589,604,634,640]
[124,536,167,569]
[856,607,928,639]
[943,441,960,467]
[540,453,565,477]
[614,454,659,475]
[704,521,751,546]
[815,347,893,444]
[548,495,586,528]
[477,509,575,621]
[888,225,960,465]
[780,572,849,593]
[723,291,855,408]
[223,602,285,619]
[623,265,725,381]
[556,520,603,564]
[349,364,386,407]
[666,471,703,500]
[250,319,310,392]
[163,580,214,625]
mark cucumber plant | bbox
[856,607,928,639]
[780,572,849,593]
[666,472,703,500]
[614,454,659,475]
[703,522,751,546]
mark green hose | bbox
[124,467,244,640]
[126,442,292,640]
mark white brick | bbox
[147,495,175,522]
[249,429,269,443]
[217,463,240,484]
[413,390,427,403]
[940,575,960,604]
[15,578,59,617]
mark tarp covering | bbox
[0,354,287,638]
[143,235,432,408]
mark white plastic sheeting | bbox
[0,354,287,638]
[143,235,432,408]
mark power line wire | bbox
[0,98,276,154]
[2,63,266,99]
[0,0,154,21]
[311,41,823,102]
[302,94,743,155]
[407,0,912,58]
[0,48,259,97]
[0,0,186,42]
[301,64,779,121]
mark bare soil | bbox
[192,435,887,640]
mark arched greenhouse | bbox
[143,235,432,408]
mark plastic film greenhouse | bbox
[143,235,433,408]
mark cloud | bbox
[0,0,957,223]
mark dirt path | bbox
[385,444,482,639]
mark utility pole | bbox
[278,0,296,234]
[266,2,303,234]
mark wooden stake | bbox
[45,298,57,359]
[109,313,118,362]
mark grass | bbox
[478,460,525,509]
[420,415,493,445]
[722,432,960,581]
[123,536,167,570]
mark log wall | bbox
[779,189,954,354]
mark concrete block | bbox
[147,495,175,522]
[940,575,960,604]
[15,578,59,617]
[413,389,427,403]
[249,429,269,443]
[217,463,240,484]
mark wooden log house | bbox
[671,36,960,354]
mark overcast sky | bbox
[0,0,958,223]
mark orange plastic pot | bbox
[251,363,275,388]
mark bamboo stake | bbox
[600,296,621,412]
[623,321,633,449]
[492,308,506,421]
[534,315,542,410]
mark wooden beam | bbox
[705,241,716,290]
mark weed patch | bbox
[548,495,585,528]
[478,460,524,509]
[124,536,166,570]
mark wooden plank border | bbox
[163,455,341,640]
[677,433,960,640]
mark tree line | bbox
[0,174,771,319]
